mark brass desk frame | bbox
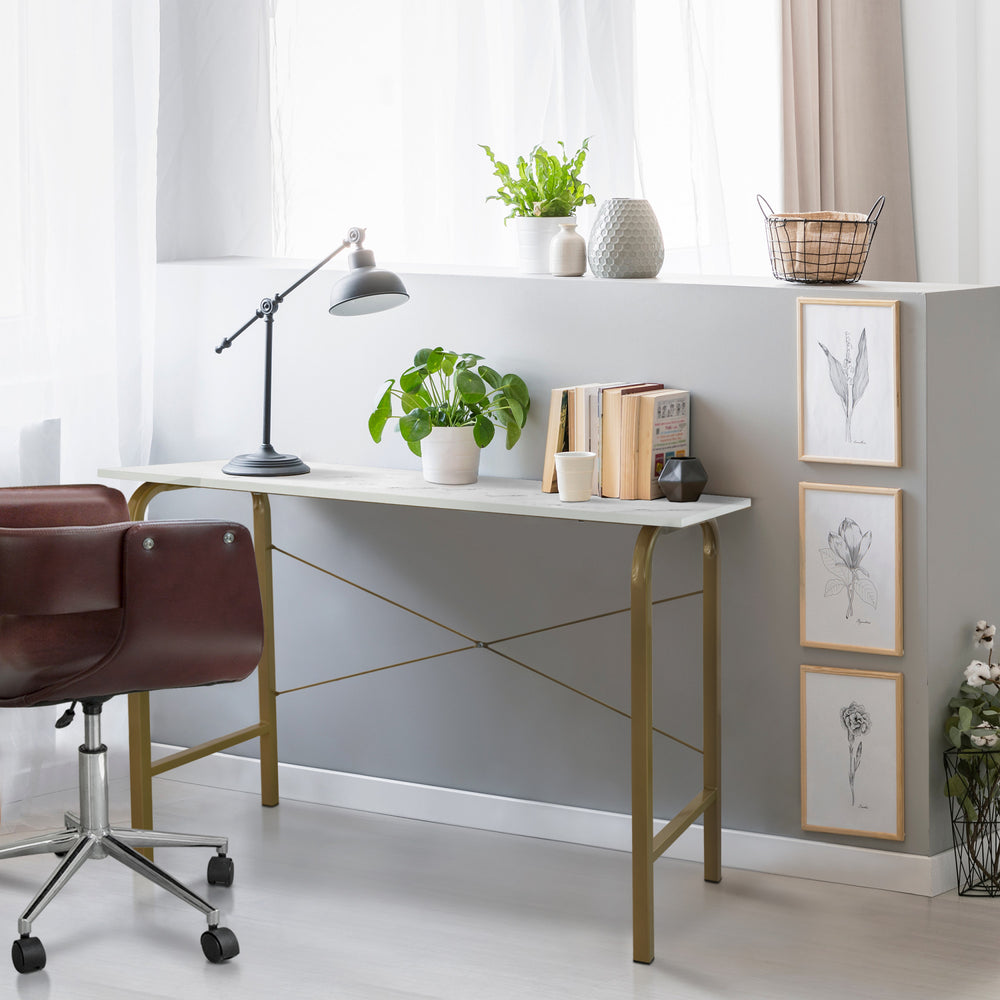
[106,462,749,965]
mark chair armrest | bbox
[0,522,128,615]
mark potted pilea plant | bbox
[369,348,530,485]
[480,138,596,274]
[943,619,1000,895]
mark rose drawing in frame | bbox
[801,665,903,841]
[841,700,872,806]
[800,482,902,656]
[797,298,900,466]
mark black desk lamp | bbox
[215,227,409,476]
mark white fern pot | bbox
[420,425,482,485]
[587,198,664,278]
[514,215,574,274]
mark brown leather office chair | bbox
[0,484,264,973]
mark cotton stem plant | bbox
[944,620,1000,892]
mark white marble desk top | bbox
[100,460,751,529]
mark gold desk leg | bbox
[701,519,722,884]
[252,493,280,807]
[631,524,662,965]
[126,483,187,850]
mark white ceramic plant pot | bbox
[420,425,482,485]
[514,215,574,274]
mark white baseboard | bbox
[153,744,956,898]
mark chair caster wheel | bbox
[201,926,239,963]
[12,935,46,974]
[207,855,234,887]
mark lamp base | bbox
[222,445,310,477]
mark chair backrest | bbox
[0,484,264,707]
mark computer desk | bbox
[101,460,751,964]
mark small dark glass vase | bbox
[657,456,708,503]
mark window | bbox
[0,0,24,318]
[158,1,781,275]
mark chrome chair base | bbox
[0,707,238,971]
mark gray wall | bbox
[143,263,1000,857]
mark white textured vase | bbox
[549,221,587,276]
[514,216,574,274]
[587,198,664,278]
[420,426,482,485]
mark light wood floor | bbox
[0,777,988,999]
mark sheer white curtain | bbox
[236,0,779,274]
[0,0,159,828]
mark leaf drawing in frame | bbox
[820,516,878,620]
[818,328,869,445]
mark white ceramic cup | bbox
[554,451,597,502]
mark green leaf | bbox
[501,374,530,407]
[508,397,527,425]
[368,409,388,443]
[478,365,501,388]
[456,369,487,402]
[399,410,432,441]
[413,348,432,367]
[425,348,445,374]
[959,706,975,731]
[473,415,494,448]
[504,418,522,450]
[949,726,964,749]
[945,772,969,798]
[400,392,425,413]
[400,368,425,394]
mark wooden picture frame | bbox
[797,298,901,466]
[801,665,904,840]
[799,482,902,656]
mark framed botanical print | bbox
[799,482,903,655]
[801,664,904,840]
[797,298,901,466]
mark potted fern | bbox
[480,139,595,274]
[369,348,530,485]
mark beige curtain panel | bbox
[782,0,917,280]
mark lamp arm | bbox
[214,230,363,354]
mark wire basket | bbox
[943,747,1000,896]
[758,195,884,284]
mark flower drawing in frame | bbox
[797,298,900,466]
[801,665,903,841]
[818,328,869,446]
[800,483,902,656]
[841,700,872,806]
[822,517,878,619]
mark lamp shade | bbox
[329,247,409,316]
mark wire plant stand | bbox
[759,195,884,284]
[944,747,1000,896]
